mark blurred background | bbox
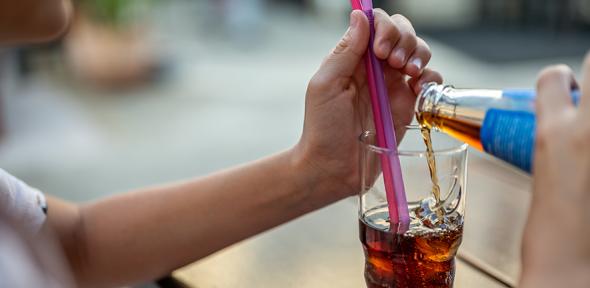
[0,0,588,286]
[2,0,589,199]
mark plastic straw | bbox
[351,0,410,232]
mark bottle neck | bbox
[416,83,505,129]
[415,83,448,118]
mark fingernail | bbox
[394,49,406,64]
[410,58,423,71]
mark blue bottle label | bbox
[502,89,536,101]
[503,89,581,104]
[478,89,580,172]
[480,109,536,172]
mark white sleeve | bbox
[0,169,48,234]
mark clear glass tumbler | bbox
[359,126,468,288]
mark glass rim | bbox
[360,125,468,157]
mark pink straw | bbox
[351,0,410,232]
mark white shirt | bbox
[0,169,73,287]
[0,168,47,233]
[0,219,68,288]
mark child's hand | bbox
[520,54,590,288]
[293,10,442,200]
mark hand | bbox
[293,10,442,200]
[520,53,590,287]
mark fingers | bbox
[579,52,590,111]
[387,14,417,69]
[314,10,370,83]
[372,10,431,77]
[404,38,431,77]
[373,9,401,59]
[536,65,577,122]
[407,69,443,95]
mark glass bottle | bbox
[415,82,580,172]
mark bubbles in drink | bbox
[360,202,463,288]
[363,198,463,235]
[361,155,464,287]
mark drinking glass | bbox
[359,126,468,288]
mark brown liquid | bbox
[417,111,483,151]
[360,209,463,288]
[419,125,442,204]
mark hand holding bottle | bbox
[520,53,590,287]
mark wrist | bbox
[287,143,353,210]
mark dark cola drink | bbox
[359,201,463,288]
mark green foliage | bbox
[80,0,152,26]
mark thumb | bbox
[317,10,369,81]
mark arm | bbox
[45,10,442,288]
[46,149,341,287]
[519,53,590,287]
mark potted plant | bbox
[64,0,161,88]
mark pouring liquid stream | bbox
[416,113,445,218]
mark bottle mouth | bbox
[415,82,450,115]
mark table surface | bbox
[170,151,531,288]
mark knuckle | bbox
[416,37,431,51]
[403,35,418,47]
[374,14,399,39]
[391,13,409,23]
[391,14,416,33]
[373,8,388,18]
[309,73,329,90]
[397,29,415,40]
[428,70,443,83]
[553,64,572,72]
[548,64,570,75]
[384,22,400,38]
[333,35,352,56]
[537,65,571,87]
[417,47,433,63]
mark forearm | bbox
[48,147,343,287]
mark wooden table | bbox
[166,151,531,287]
